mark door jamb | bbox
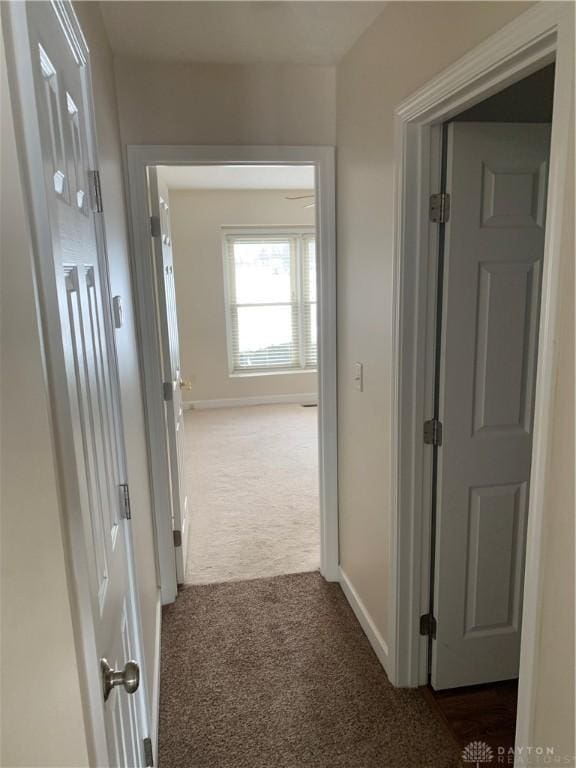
[125,145,339,604]
[389,0,573,753]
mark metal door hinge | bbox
[143,736,154,767]
[89,170,103,213]
[424,419,443,446]
[173,529,182,548]
[163,381,173,401]
[420,613,437,639]
[429,192,450,223]
[119,483,132,520]
[150,215,161,238]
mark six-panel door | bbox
[24,2,148,762]
[432,122,551,690]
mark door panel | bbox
[7,2,149,763]
[464,482,527,636]
[148,168,189,582]
[432,123,551,690]
[472,260,541,434]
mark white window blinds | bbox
[224,230,317,374]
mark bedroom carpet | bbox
[183,405,320,585]
[159,572,462,768]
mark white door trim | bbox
[126,145,339,603]
[389,0,573,750]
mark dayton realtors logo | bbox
[462,741,574,766]
[462,741,494,767]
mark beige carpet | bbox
[183,404,320,585]
[159,572,462,768]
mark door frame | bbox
[126,145,338,603]
[388,0,573,744]
[2,1,152,764]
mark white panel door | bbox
[148,168,189,583]
[4,2,150,763]
[432,123,551,690]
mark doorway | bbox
[387,1,575,757]
[151,164,321,585]
[421,63,554,753]
[126,146,338,602]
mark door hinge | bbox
[424,418,443,446]
[173,529,182,548]
[89,170,103,213]
[429,192,450,223]
[119,483,132,520]
[143,736,154,767]
[420,613,437,639]
[150,215,161,238]
[163,381,173,401]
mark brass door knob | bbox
[101,658,140,701]
[179,379,193,390]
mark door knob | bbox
[179,379,192,390]
[101,658,140,701]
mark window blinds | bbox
[224,231,317,373]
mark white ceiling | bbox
[100,2,386,66]
[157,164,315,190]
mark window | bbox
[224,229,317,374]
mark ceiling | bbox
[157,164,315,190]
[100,2,386,66]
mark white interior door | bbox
[148,168,189,583]
[432,122,551,690]
[4,2,150,763]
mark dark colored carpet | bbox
[159,572,462,767]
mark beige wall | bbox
[0,28,89,768]
[169,188,317,404]
[73,1,160,720]
[113,58,336,146]
[336,0,574,757]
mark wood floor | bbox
[424,680,519,754]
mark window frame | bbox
[222,226,317,376]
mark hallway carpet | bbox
[183,405,320,585]
[159,572,462,768]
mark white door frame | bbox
[126,145,338,603]
[2,1,152,764]
[388,0,573,746]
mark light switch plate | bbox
[354,362,363,392]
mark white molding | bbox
[389,6,573,753]
[126,145,339,593]
[184,393,317,410]
[339,569,390,674]
[150,590,162,766]
[395,2,560,124]
[514,9,574,761]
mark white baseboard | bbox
[339,567,390,675]
[183,393,317,410]
[151,590,162,764]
